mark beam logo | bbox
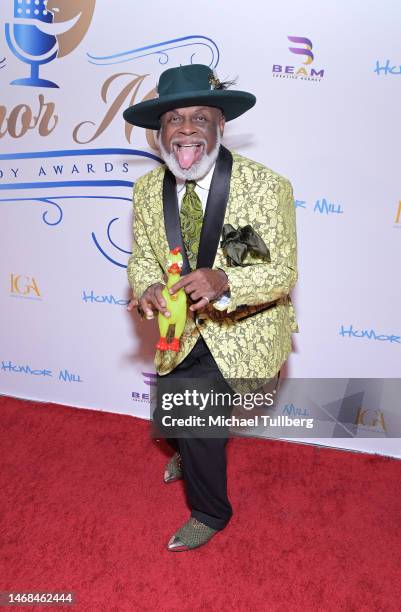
[272,35,325,81]
[288,36,314,64]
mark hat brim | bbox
[123,89,256,129]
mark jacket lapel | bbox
[162,144,233,274]
[197,145,233,268]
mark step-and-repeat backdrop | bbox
[1,1,400,456]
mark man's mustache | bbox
[170,138,208,149]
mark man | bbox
[123,64,298,552]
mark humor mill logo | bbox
[82,290,129,306]
[1,359,82,382]
[374,60,401,77]
[339,324,400,344]
[5,0,96,88]
[10,273,42,299]
[295,197,343,216]
[272,36,325,81]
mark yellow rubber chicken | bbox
[156,247,187,352]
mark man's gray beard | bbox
[156,129,221,181]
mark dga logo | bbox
[5,0,96,88]
[10,273,41,299]
[272,36,325,81]
[394,201,401,227]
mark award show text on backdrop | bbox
[1,1,400,456]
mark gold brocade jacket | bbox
[127,146,298,380]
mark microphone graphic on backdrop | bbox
[5,0,58,87]
[5,0,82,88]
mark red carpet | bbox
[1,396,401,612]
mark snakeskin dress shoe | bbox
[163,452,183,483]
[167,518,218,551]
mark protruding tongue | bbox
[176,145,198,169]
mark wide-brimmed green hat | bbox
[123,64,256,130]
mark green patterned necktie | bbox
[180,181,203,270]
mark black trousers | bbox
[154,337,233,531]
